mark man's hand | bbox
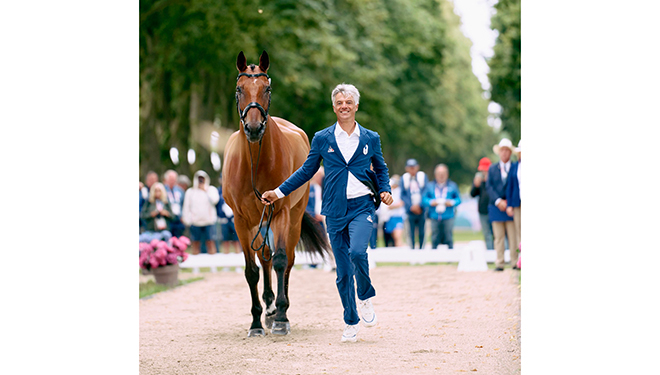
[411,204,422,215]
[445,200,454,207]
[506,206,514,217]
[497,199,507,211]
[261,190,279,206]
[380,192,393,206]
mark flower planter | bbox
[152,263,179,287]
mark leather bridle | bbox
[235,72,271,129]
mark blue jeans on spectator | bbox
[431,217,455,249]
[408,213,426,249]
[479,214,494,250]
[194,224,218,254]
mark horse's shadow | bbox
[206,323,346,343]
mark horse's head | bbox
[236,51,271,143]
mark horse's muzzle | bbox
[244,123,266,143]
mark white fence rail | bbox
[179,241,511,273]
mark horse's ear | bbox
[259,50,269,73]
[237,51,247,72]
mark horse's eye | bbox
[236,87,242,94]
[265,86,271,93]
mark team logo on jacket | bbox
[363,144,368,155]
[328,146,334,153]
[366,215,373,223]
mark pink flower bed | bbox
[139,236,191,270]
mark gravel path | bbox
[140,265,521,374]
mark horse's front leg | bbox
[234,216,264,337]
[257,250,276,329]
[271,208,292,335]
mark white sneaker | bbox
[341,324,360,342]
[358,298,378,327]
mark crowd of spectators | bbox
[139,170,238,259]
[139,138,521,271]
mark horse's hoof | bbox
[247,328,266,337]
[265,313,276,328]
[271,321,290,335]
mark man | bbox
[470,157,494,250]
[177,174,191,192]
[486,138,519,271]
[163,169,186,238]
[181,170,220,255]
[262,83,393,343]
[381,175,405,247]
[400,159,428,249]
[422,164,461,249]
[506,140,521,249]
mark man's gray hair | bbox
[331,83,360,106]
[164,169,178,180]
[435,163,449,173]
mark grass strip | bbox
[140,277,204,299]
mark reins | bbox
[236,72,274,262]
[247,138,275,262]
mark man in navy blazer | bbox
[486,138,519,271]
[262,84,393,343]
[506,140,521,249]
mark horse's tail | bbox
[297,211,332,259]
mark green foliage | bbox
[140,0,496,186]
[488,0,521,144]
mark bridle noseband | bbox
[235,72,271,128]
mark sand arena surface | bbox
[140,265,520,374]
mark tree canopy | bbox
[488,0,521,145]
[140,0,500,186]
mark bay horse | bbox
[222,51,331,337]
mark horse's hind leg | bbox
[235,217,265,337]
[284,204,306,301]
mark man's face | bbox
[165,173,177,188]
[499,148,512,163]
[435,167,448,184]
[332,92,358,123]
[146,173,158,188]
[405,165,419,175]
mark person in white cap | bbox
[506,140,521,249]
[486,138,519,271]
